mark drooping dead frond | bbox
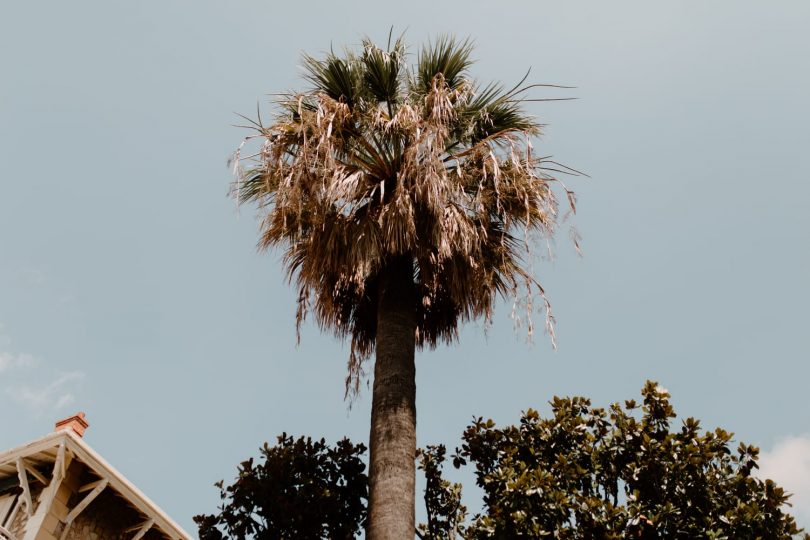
[235,35,581,396]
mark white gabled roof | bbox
[0,429,192,540]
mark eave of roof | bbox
[0,431,192,540]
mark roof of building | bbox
[0,415,192,540]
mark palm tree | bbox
[234,34,576,539]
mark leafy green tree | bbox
[196,384,806,539]
[428,381,807,539]
[233,33,573,538]
[417,445,467,540]
[193,434,367,540]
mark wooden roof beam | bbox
[126,519,155,540]
[14,459,32,517]
[0,524,19,540]
[58,478,108,540]
[78,478,107,493]
[2,497,24,536]
[33,442,68,526]
[56,442,66,480]
[20,463,47,486]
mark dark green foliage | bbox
[193,434,367,540]
[196,384,806,539]
[446,381,807,539]
[417,445,467,540]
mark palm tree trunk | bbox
[367,256,417,540]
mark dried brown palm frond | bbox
[233,35,580,395]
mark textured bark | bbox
[367,257,417,540]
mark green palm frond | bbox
[457,81,539,146]
[414,36,474,94]
[361,37,405,108]
[302,52,362,106]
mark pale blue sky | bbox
[1,1,808,534]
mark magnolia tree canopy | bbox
[196,382,807,539]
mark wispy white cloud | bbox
[18,266,46,285]
[7,371,85,414]
[759,435,810,527]
[0,351,37,373]
[0,325,84,415]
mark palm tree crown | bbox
[235,35,575,393]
